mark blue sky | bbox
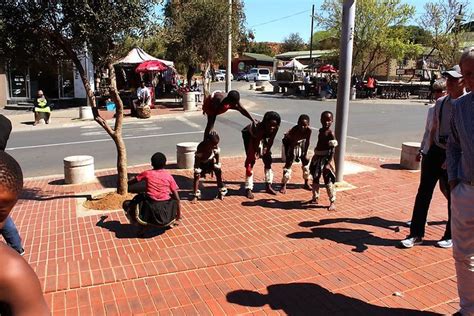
[244,0,427,42]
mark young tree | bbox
[316,0,423,78]
[163,0,246,96]
[418,0,470,67]
[0,1,159,195]
[281,33,307,52]
[249,42,274,56]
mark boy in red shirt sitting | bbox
[125,152,181,229]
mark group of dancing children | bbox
[123,90,338,231]
[192,90,338,211]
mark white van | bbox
[246,68,271,82]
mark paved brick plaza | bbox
[14,156,458,315]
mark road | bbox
[6,81,428,178]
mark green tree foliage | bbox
[418,0,471,67]
[311,30,338,50]
[163,0,246,95]
[281,33,307,52]
[0,0,160,195]
[316,0,423,78]
[248,42,274,56]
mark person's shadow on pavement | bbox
[96,215,166,239]
[227,282,437,315]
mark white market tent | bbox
[115,47,174,67]
[282,58,307,70]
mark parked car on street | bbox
[236,72,248,81]
[214,70,233,81]
[246,68,271,81]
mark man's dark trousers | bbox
[409,144,451,240]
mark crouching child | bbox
[191,131,227,202]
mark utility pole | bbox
[226,0,232,92]
[335,0,356,182]
[309,4,315,67]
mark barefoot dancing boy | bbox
[191,131,227,202]
[203,90,255,137]
[309,111,338,211]
[242,111,281,199]
[280,114,312,194]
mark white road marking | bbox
[7,131,204,151]
[250,111,401,151]
[176,116,202,129]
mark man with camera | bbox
[400,65,466,249]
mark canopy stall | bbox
[115,47,174,67]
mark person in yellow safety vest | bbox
[33,90,50,126]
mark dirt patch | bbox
[83,192,135,210]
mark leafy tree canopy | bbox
[281,33,307,52]
[248,42,274,56]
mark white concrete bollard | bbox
[400,142,421,170]
[176,142,199,169]
[79,106,94,120]
[182,92,197,111]
[64,155,96,184]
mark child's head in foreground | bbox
[0,151,23,229]
[320,111,334,129]
[205,131,220,147]
[297,114,310,130]
[151,152,167,170]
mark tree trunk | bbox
[203,61,211,98]
[107,63,128,195]
[186,65,196,88]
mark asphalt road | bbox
[6,81,428,178]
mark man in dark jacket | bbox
[0,114,12,151]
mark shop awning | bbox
[115,47,174,67]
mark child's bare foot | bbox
[245,189,254,199]
[191,196,198,204]
[266,184,277,195]
[328,203,336,211]
[303,183,311,190]
[310,197,319,204]
[280,185,287,194]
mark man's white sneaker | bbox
[400,236,423,248]
[437,239,452,248]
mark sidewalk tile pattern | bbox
[11,156,458,315]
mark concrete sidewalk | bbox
[12,155,457,315]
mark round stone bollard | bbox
[182,92,197,111]
[400,142,421,170]
[176,142,199,169]
[64,155,95,184]
[79,106,94,120]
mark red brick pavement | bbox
[11,156,458,315]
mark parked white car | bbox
[246,68,271,81]
[215,70,233,81]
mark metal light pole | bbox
[225,0,232,92]
[335,0,356,182]
[309,4,315,67]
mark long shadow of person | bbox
[299,216,406,231]
[287,226,400,252]
[242,198,324,211]
[227,282,437,315]
[96,215,166,239]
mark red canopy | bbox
[318,64,337,73]
[135,60,168,73]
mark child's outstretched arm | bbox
[128,176,138,186]
[235,103,255,123]
[171,188,181,220]
[303,129,312,158]
[204,115,217,138]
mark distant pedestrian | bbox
[33,90,50,125]
[309,111,337,211]
[447,47,474,315]
[280,114,312,194]
[400,64,465,249]
[0,114,25,255]
[0,151,49,316]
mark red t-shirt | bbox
[136,169,179,201]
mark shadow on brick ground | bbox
[227,282,437,315]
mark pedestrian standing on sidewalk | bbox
[0,114,25,255]
[400,64,465,249]
[0,151,49,316]
[33,90,51,125]
[447,47,474,316]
